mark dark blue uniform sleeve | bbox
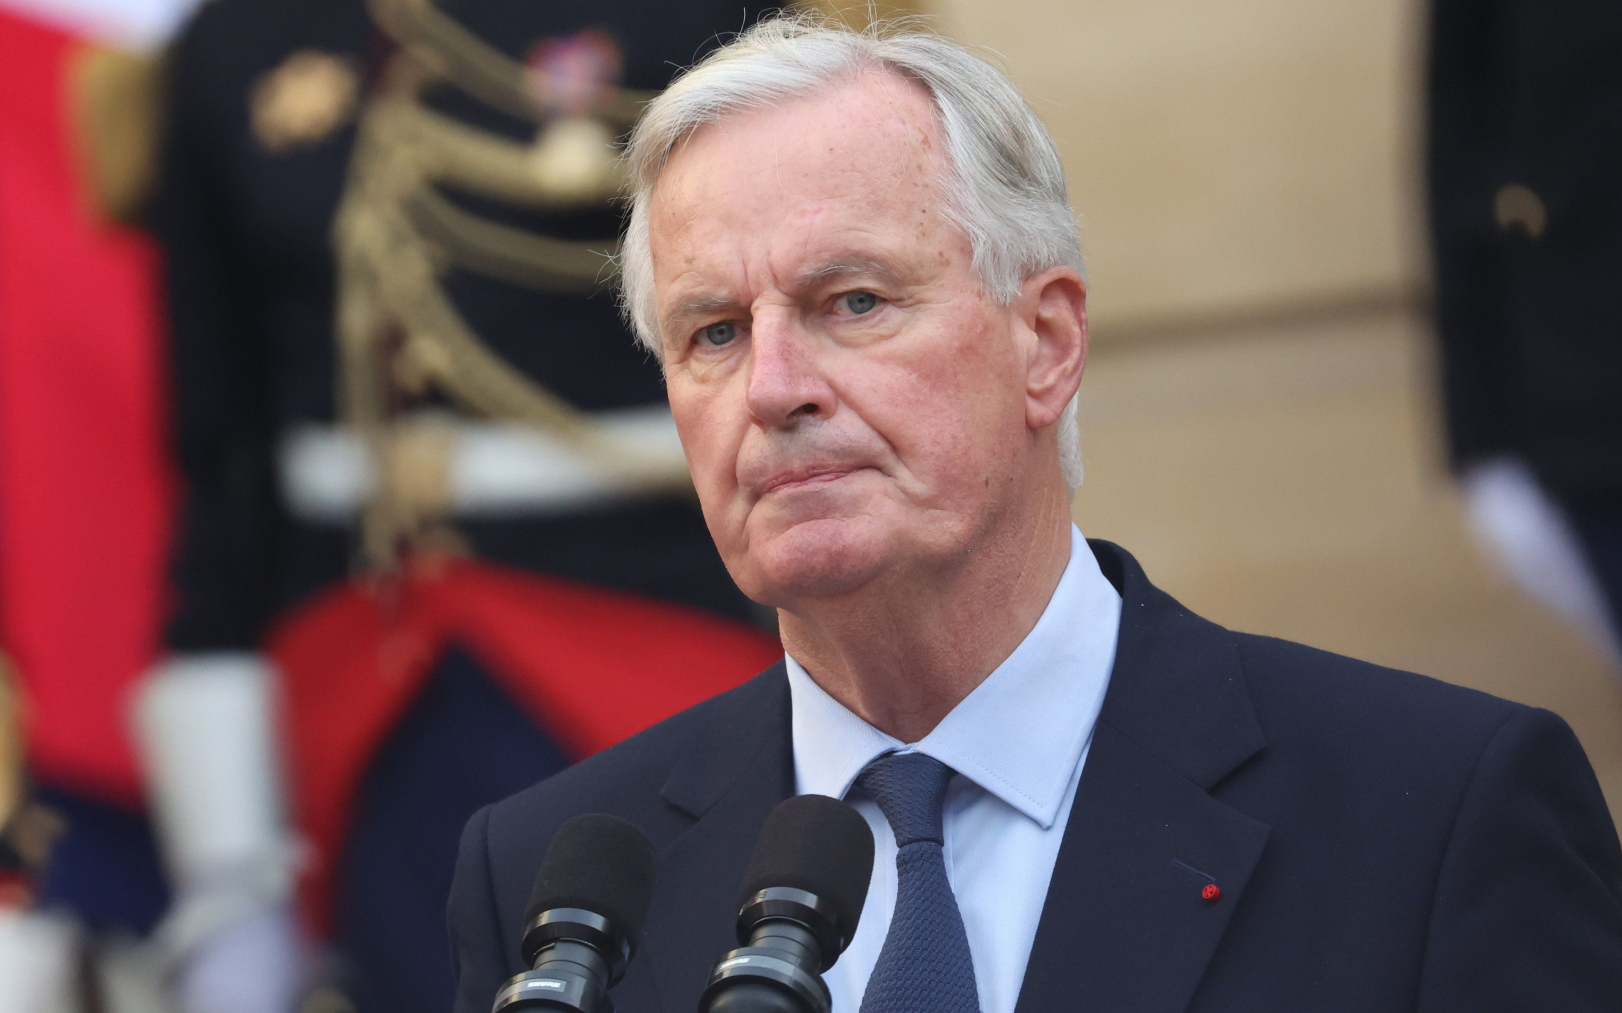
[449,804,518,1013]
[147,2,284,652]
[1417,707,1622,1010]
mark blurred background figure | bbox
[1427,0,1622,667]
[7,0,848,1011]
[1,1,189,1010]
[139,1,825,1012]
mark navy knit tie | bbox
[857,752,981,1013]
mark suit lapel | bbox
[1015,723,1270,1013]
[1015,543,1272,1013]
[642,663,796,1013]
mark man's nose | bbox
[745,314,835,429]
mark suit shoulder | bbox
[1213,632,1595,864]
[484,664,783,847]
[469,665,783,942]
[1232,631,1531,767]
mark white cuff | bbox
[132,653,303,960]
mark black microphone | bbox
[699,795,876,1013]
[492,814,657,1013]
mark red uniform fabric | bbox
[267,558,781,934]
[0,9,174,807]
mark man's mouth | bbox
[757,464,861,496]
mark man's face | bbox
[649,71,1055,606]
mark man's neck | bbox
[777,492,1075,743]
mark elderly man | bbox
[449,17,1622,1013]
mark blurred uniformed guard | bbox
[132,1,902,1011]
[1428,0,1622,662]
[1,4,189,1010]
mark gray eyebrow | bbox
[659,255,907,336]
[798,255,902,287]
[660,295,739,336]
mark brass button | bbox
[251,50,360,154]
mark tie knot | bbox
[857,752,953,847]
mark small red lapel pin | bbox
[1201,883,1221,902]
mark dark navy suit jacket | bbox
[448,542,1622,1013]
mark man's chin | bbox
[741,517,889,602]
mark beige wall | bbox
[927,0,1622,807]
[935,0,1429,331]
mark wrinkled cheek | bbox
[944,350,1027,473]
[905,396,988,494]
[690,463,740,540]
[668,421,731,534]
[693,493,762,593]
[670,387,736,506]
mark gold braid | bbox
[337,0,928,569]
[334,29,686,570]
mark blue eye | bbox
[700,321,737,346]
[842,291,879,315]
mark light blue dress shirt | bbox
[785,525,1122,1013]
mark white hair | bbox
[619,14,1085,492]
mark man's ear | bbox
[1018,267,1087,431]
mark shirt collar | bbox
[786,525,1122,829]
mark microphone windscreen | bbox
[526,814,658,939]
[737,794,875,948]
